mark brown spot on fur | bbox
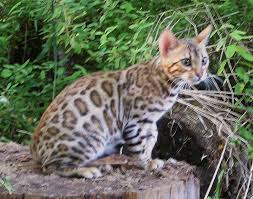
[113,128,117,133]
[61,103,68,110]
[142,86,150,96]
[89,134,104,147]
[134,96,143,109]
[147,75,161,96]
[125,68,136,89]
[107,72,121,81]
[101,81,113,97]
[140,104,147,110]
[38,130,43,136]
[74,98,88,116]
[43,135,51,141]
[50,104,58,112]
[80,90,86,95]
[57,144,68,152]
[47,126,59,136]
[91,115,103,132]
[46,142,54,149]
[51,114,59,123]
[40,149,45,156]
[117,120,123,130]
[110,99,116,117]
[73,131,83,138]
[83,122,92,132]
[77,141,86,149]
[136,68,144,88]
[103,110,113,135]
[90,90,102,107]
[56,96,65,104]
[86,79,96,90]
[62,110,77,130]
[71,146,84,155]
[74,79,87,88]
[58,134,75,141]
[66,89,78,96]
[39,122,47,130]
[43,114,50,122]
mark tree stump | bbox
[0,142,199,199]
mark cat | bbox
[30,25,212,178]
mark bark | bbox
[0,142,199,199]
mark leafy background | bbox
[0,0,252,197]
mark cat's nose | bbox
[196,73,202,80]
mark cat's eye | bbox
[181,58,191,67]
[202,57,208,65]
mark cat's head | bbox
[159,25,212,85]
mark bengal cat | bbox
[31,25,212,178]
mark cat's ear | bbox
[195,24,212,46]
[159,29,178,58]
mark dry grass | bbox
[145,3,253,198]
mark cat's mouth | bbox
[192,73,208,85]
[182,76,205,86]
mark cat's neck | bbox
[148,56,182,96]
[122,56,181,101]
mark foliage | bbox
[207,170,224,199]
[0,0,154,142]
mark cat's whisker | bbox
[170,78,183,91]
[207,74,222,83]
[203,79,210,90]
[176,80,186,90]
[207,78,217,91]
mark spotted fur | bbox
[31,25,212,178]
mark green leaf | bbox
[248,107,253,115]
[217,60,227,75]
[57,67,65,76]
[39,71,46,80]
[21,59,30,68]
[230,30,253,41]
[226,45,253,61]
[74,64,87,75]
[226,45,237,58]
[70,38,81,54]
[230,30,246,41]
[234,82,245,94]
[235,67,249,83]
[105,26,117,35]
[120,2,134,13]
[239,127,253,141]
[236,47,253,62]
[8,1,22,15]
[215,38,226,52]
[100,34,107,46]
[1,69,12,78]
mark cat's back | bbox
[30,69,124,163]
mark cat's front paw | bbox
[148,159,164,170]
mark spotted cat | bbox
[31,25,212,178]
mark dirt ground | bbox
[0,142,199,198]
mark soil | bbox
[0,142,199,198]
